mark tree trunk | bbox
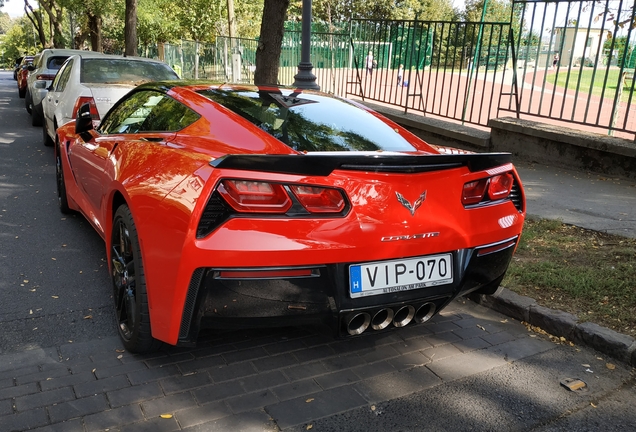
[124,0,137,56]
[88,13,102,52]
[254,0,290,85]
[25,4,48,49]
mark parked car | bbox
[13,56,24,80]
[25,49,89,126]
[55,83,526,353]
[43,53,179,147]
[17,55,36,98]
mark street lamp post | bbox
[292,0,320,90]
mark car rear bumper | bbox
[176,237,517,345]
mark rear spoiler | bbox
[209,153,512,176]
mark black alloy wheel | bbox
[55,137,70,214]
[111,204,161,353]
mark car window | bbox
[53,59,73,92]
[46,56,70,71]
[80,59,178,84]
[98,90,200,135]
[197,89,418,153]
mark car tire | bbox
[55,137,71,214]
[111,204,162,354]
[32,103,43,126]
[18,87,26,98]
[43,122,54,147]
[25,90,33,114]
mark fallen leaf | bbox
[306,425,313,430]
[585,368,594,373]
[500,319,508,323]
[306,398,314,403]
[92,368,96,373]
[116,349,125,353]
[477,325,486,331]
[606,363,616,370]
[52,295,59,299]
[117,355,123,360]
[591,403,597,408]
[371,406,376,411]
[582,364,590,368]
[160,414,173,419]
[84,315,93,320]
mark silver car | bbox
[26,48,90,126]
[42,53,179,147]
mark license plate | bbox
[349,253,453,298]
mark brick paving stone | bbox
[145,352,195,368]
[359,345,400,363]
[208,362,257,383]
[0,407,49,431]
[393,324,433,340]
[74,374,130,398]
[233,335,281,350]
[422,343,464,361]
[58,337,122,361]
[0,348,59,373]
[0,398,13,416]
[177,356,226,375]
[83,404,145,431]
[0,365,40,381]
[283,362,329,382]
[94,360,148,379]
[426,348,508,381]
[226,389,279,413]
[40,371,95,392]
[190,343,237,359]
[481,331,518,346]
[0,377,13,389]
[424,331,462,347]
[263,339,307,355]
[453,326,491,340]
[14,386,75,411]
[0,382,38,400]
[293,345,337,363]
[453,336,493,353]
[181,410,277,432]
[386,351,430,371]
[353,365,442,403]
[141,391,197,418]
[193,381,246,404]
[298,334,334,348]
[351,360,395,380]
[252,353,299,372]
[321,354,363,372]
[128,364,181,385]
[390,336,433,355]
[29,418,84,432]
[313,369,360,390]
[107,382,164,408]
[424,321,462,334]
[222,347,268,364]
[120,415,180,432]
[240,370,288,393]
[173,402,232,429]
[13,366,70,386]
[265,385,367,429]
[160,372,212,394]
[48,393,109,424]
[271,378,322,401]
[486,336,555,363]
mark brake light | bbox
[462,179,489,205]
[72,97,100,120]
[218,180,291,213]
[488,173,513,199]
[36,74,56,81]
[290,185,345,213]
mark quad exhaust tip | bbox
[344,302,439,335]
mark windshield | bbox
[197,89,418,153]
[81,59,178,84]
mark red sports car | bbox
[55,82,526,353]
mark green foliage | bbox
[0,11,11,34]
[1,15,40,61]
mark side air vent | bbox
[179,268,205,340]
[509,181,523,213]
[196,192,233,238]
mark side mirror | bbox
[75,103,94,135]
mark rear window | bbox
[80,59,178,84]
[197,89,417,153]
[46,56,70,70]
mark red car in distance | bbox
[55,82,526,353]
[17,55,36,98]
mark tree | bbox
[254,0,289,85]
[124,0,137,55]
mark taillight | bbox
[462,179,489,205]
[72,97,100,120]
[289,185,345,213]
[488,173,513,199]
[36,74,56,81]
[462,172,514,206]
[218,180,291,213]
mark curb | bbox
[469,288,636,367]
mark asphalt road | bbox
[0,70,117,354]
[0,70,634,431]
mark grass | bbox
[502,218,636,337]
[546,68,634,102]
